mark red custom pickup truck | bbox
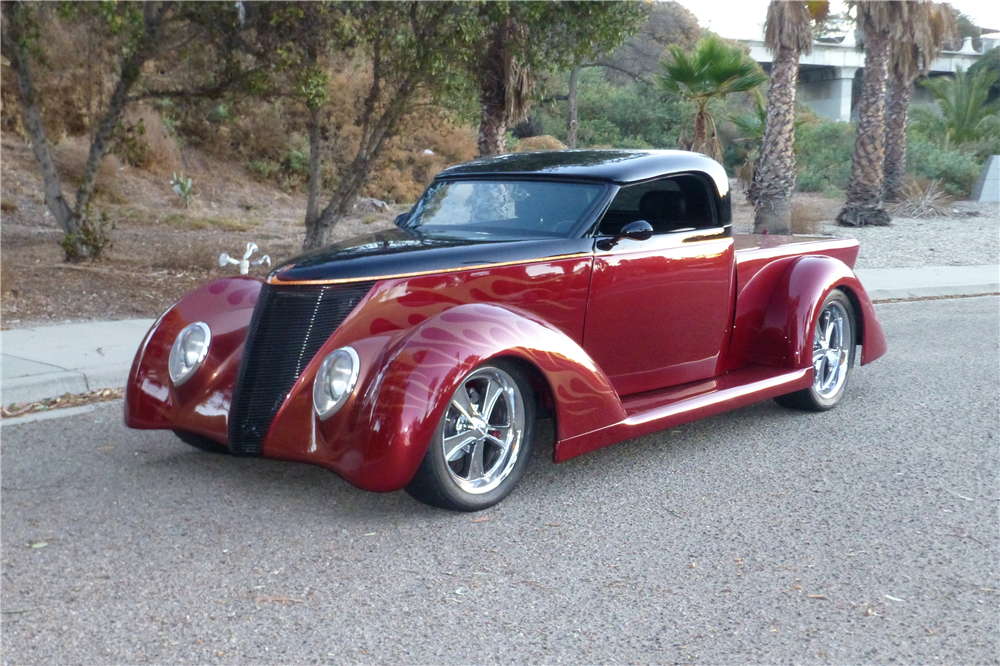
[126,150,886,511]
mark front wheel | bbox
[775,290,856,412]
[405,360,536,511]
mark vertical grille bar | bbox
[228,281,374,455]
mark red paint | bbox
[726,236,883,372]
[124,277,261,443]
[584,234,735,395]
[556,365,813,461]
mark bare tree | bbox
[2,2,247,260]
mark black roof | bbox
[437,149,729,195]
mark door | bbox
[583,176,734,396]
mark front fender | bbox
[749,255,886,369]
[123,278,261,443]
[344,303,625,492]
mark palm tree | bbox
[658,36,767,163]
[883,2,956,202]
[753,0,829,234]
[476,14,533,157]
[916,66,1000,145]
[837,1,914,227]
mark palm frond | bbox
[764,1,817,55]
[921,66,1000,144]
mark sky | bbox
[675,0,1000,41]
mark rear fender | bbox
[741,255,886,369]
[353,303,625,491]
[123,278,261,443]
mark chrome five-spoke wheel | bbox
[406,361,535,511]
[442,367,525,494]
[812,298,852,400]
[775,289,856,412]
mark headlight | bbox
[313,347,360,420]
[168,322,211,386]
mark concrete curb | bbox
[1,319,153,408]
[854,265,999,301]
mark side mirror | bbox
[394,212,410,227]
[597,220,653,251]
[620,220,653,241]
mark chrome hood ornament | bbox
[220,242,271,275]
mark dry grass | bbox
[1,199,18,213]
[888,179,949,218]
[513,135,567,152]
[1,258,16,296]
[151,244,225,272]
[791,197,842,234]
[52,137,126,202]
[122,104,182,175]
[207,217,255,232]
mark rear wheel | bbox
[775,290,856,412]
[405,361,535,511]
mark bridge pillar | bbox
[796,66,859,122]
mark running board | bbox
[554,365,812,462]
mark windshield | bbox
[400,180,605,240]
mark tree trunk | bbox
[477,26,508,158]
[693,105,707,149]
[4,3,82,253]
[566,66,580,149]
[478,100,507,158]
[883,69,911,203]
[305,105,324,226]
[837,29,892,227]
[303,86,411,250]
[3,1,164,259]
[754,44,800,234]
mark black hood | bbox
[270,228,592,283]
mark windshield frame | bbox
[399,176,615,241]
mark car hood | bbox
[269,228,593,284]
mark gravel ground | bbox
[827,202,1000,270]
[732,196,999,270]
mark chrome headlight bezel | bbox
[313,346,360,420]
[168,322,211,387]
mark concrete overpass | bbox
[743,35,995,122]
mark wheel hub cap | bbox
[441,367,525,494]
[812,300,852,399]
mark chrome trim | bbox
[313,346,361,420]
[169,322,211,387]
[812,300,852,398]
[442,366,526,494]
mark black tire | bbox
[775,289,856,412]
[405,360,536,511]
[173,430,230,454]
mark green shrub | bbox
[247,160,281,181]
[906,134,981,196]
[284,149,310,179]
[796,170,826,192]
[531,70,686,149]
[794,116,855,192]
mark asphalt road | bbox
[2,297,997,665]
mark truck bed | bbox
[733,233,859,297]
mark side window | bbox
[597,175,717,236]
